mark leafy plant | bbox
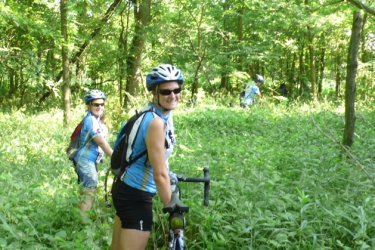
[1,99,375,249]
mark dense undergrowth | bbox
[1,98,375,249]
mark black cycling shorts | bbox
[111,180,155,231]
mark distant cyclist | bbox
[241,74,264,109]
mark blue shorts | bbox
[76,158,98,190]
[242,96,255,106]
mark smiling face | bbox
[153,81,181,112]
[88,98,105,117]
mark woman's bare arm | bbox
[93,135,113,157]
[146,117,171,206]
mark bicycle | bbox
[162,167,210,250]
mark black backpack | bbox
[110,110,155,178]
[104,110,156,207]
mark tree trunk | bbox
[220,1,230,91]
[187,3,206,100]
[335,54,341,98]
[237,6,244,71]
[61,0,70,126]
[308,26,317,99]
[124,0,151,108]
[189,44,205,100]
[298,41,305,96]
[19,60,25,107]
[318,41,325,96]
[343,11,362,148]
[117,4,130,107]
[8,67,16,98]
[316,32,326,96]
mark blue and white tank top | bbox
[122,103,176,194]
[74,111,109,163]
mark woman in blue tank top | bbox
[110,64,184,250]
[74,90,113,220]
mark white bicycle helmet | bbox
[85,89,106,103]
[146,64,184,91]
[254,74,264,84]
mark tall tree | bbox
[124,0,151,108]
[117,3,130,107]
[307,26,317,99]
[317,33,326,96]
[219,1,230,91]
[343,11,362,148]
[236,4,244,71]
[186,2,208,100]
[305,0,317,99]
[61,0,71,126]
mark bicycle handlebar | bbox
[176,167,210,206]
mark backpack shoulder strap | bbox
[126,109,162,161]
[77,114,96,150]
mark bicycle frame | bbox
[163,167,210,250]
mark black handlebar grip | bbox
[203,167,210,206]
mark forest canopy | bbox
[0,0,374,110]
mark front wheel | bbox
[168,230,186,250]
[173,233,185,250]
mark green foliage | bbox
[3,0,374,105]
[1,100,375,249]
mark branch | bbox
[324,0,344,7]
[346,0,375,16]
[357,111,375,131]
[311,111,375,186]
[70,0,122,66]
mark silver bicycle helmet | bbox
[85,89,106,103]
[146,64,184,91]
[254,74,264,84]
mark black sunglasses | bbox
[91,103,105,107]
[158,88,182,96]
